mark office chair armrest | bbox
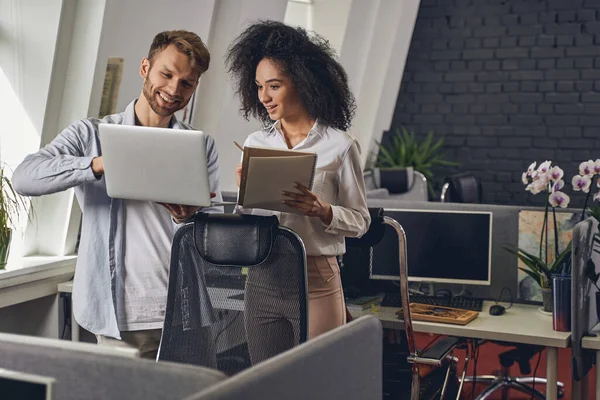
[409,336,462,367]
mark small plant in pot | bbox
[374,127,459,197]
[0,166,28,269]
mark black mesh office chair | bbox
[440,172,482,203]
[344,208,465,399]
[158,213,308,375]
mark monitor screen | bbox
[0,369,54,400]
[370,209,492,285]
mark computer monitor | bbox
[0,369,55,400]
[370,208,493,285]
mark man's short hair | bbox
[148,30,210,77]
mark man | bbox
[12,30,222,359]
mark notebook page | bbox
[242,155,316,213]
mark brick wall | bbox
[390,0,600,207]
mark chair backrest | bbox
[186,315,383,400]
[158,213,308,375]
[0,333,225,400]
[571,217,600,381]
[440,172,482,203]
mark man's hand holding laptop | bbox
[158,193,215,224]
[92,155,213,223]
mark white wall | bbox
[0,0,65,260]
[311,0,352,55]
[192,0,289,193]
[88,0,216,120]
[338,0,421,167]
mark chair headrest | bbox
[193,213,279,266]
[374,167,414,194]
[346,208,385,248]
[444,173,482,203]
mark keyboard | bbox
[381,293,484,312]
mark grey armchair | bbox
[364,168,428,202]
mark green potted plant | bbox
[0,166,28,269]
[374,127,459,196]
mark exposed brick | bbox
[557,58,575,69]
[545,69,580,80]
[582,93,600,102]
[545,93,580,103]
[463,49,495,59]
[445,71,476,81]
[556,81,575,92]
[537,59,556,69]
[502,59,520,70]
[496,48,529,58]
[390,0,600,207]
[499,137,533,147]
[509,70,544,80]
[520,81,538,92]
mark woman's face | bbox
[255,58,305,122]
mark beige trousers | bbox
[307,255,346,339]
[96,329,162,360]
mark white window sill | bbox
[0,255,77,289]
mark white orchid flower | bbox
[549,166,564,181]
[537,160,552,176]
[549,191,570,208]
[593,159,600,175]
[579,160,595,177]
[525,183,542,194]
[521,172,529,185]
[572,174,592,193]
[528,179,547,194]
[527,162,537,175]
[552,179,564,192]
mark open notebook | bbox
[238,145,318,214]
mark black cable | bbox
[214,311,241,344]
[496,287,514,309]
[60,293,71,340]
[530,350,542,400]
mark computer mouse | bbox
[489,304,506,316]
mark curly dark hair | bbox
[225,20,356,131]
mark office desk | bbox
[582,323,600,400]
[351,301,571,400]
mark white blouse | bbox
[237,120,371,256]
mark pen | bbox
[233,141,244,152]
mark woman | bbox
[226,20,370,349]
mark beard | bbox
[142,78,190,117]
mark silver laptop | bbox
[0,369,55,400]
[99,124,224,207]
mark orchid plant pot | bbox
[541,286,553,313]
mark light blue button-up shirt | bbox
[12,100,223,338]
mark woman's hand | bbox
[282,183,333,225]
[235,163,242,188]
